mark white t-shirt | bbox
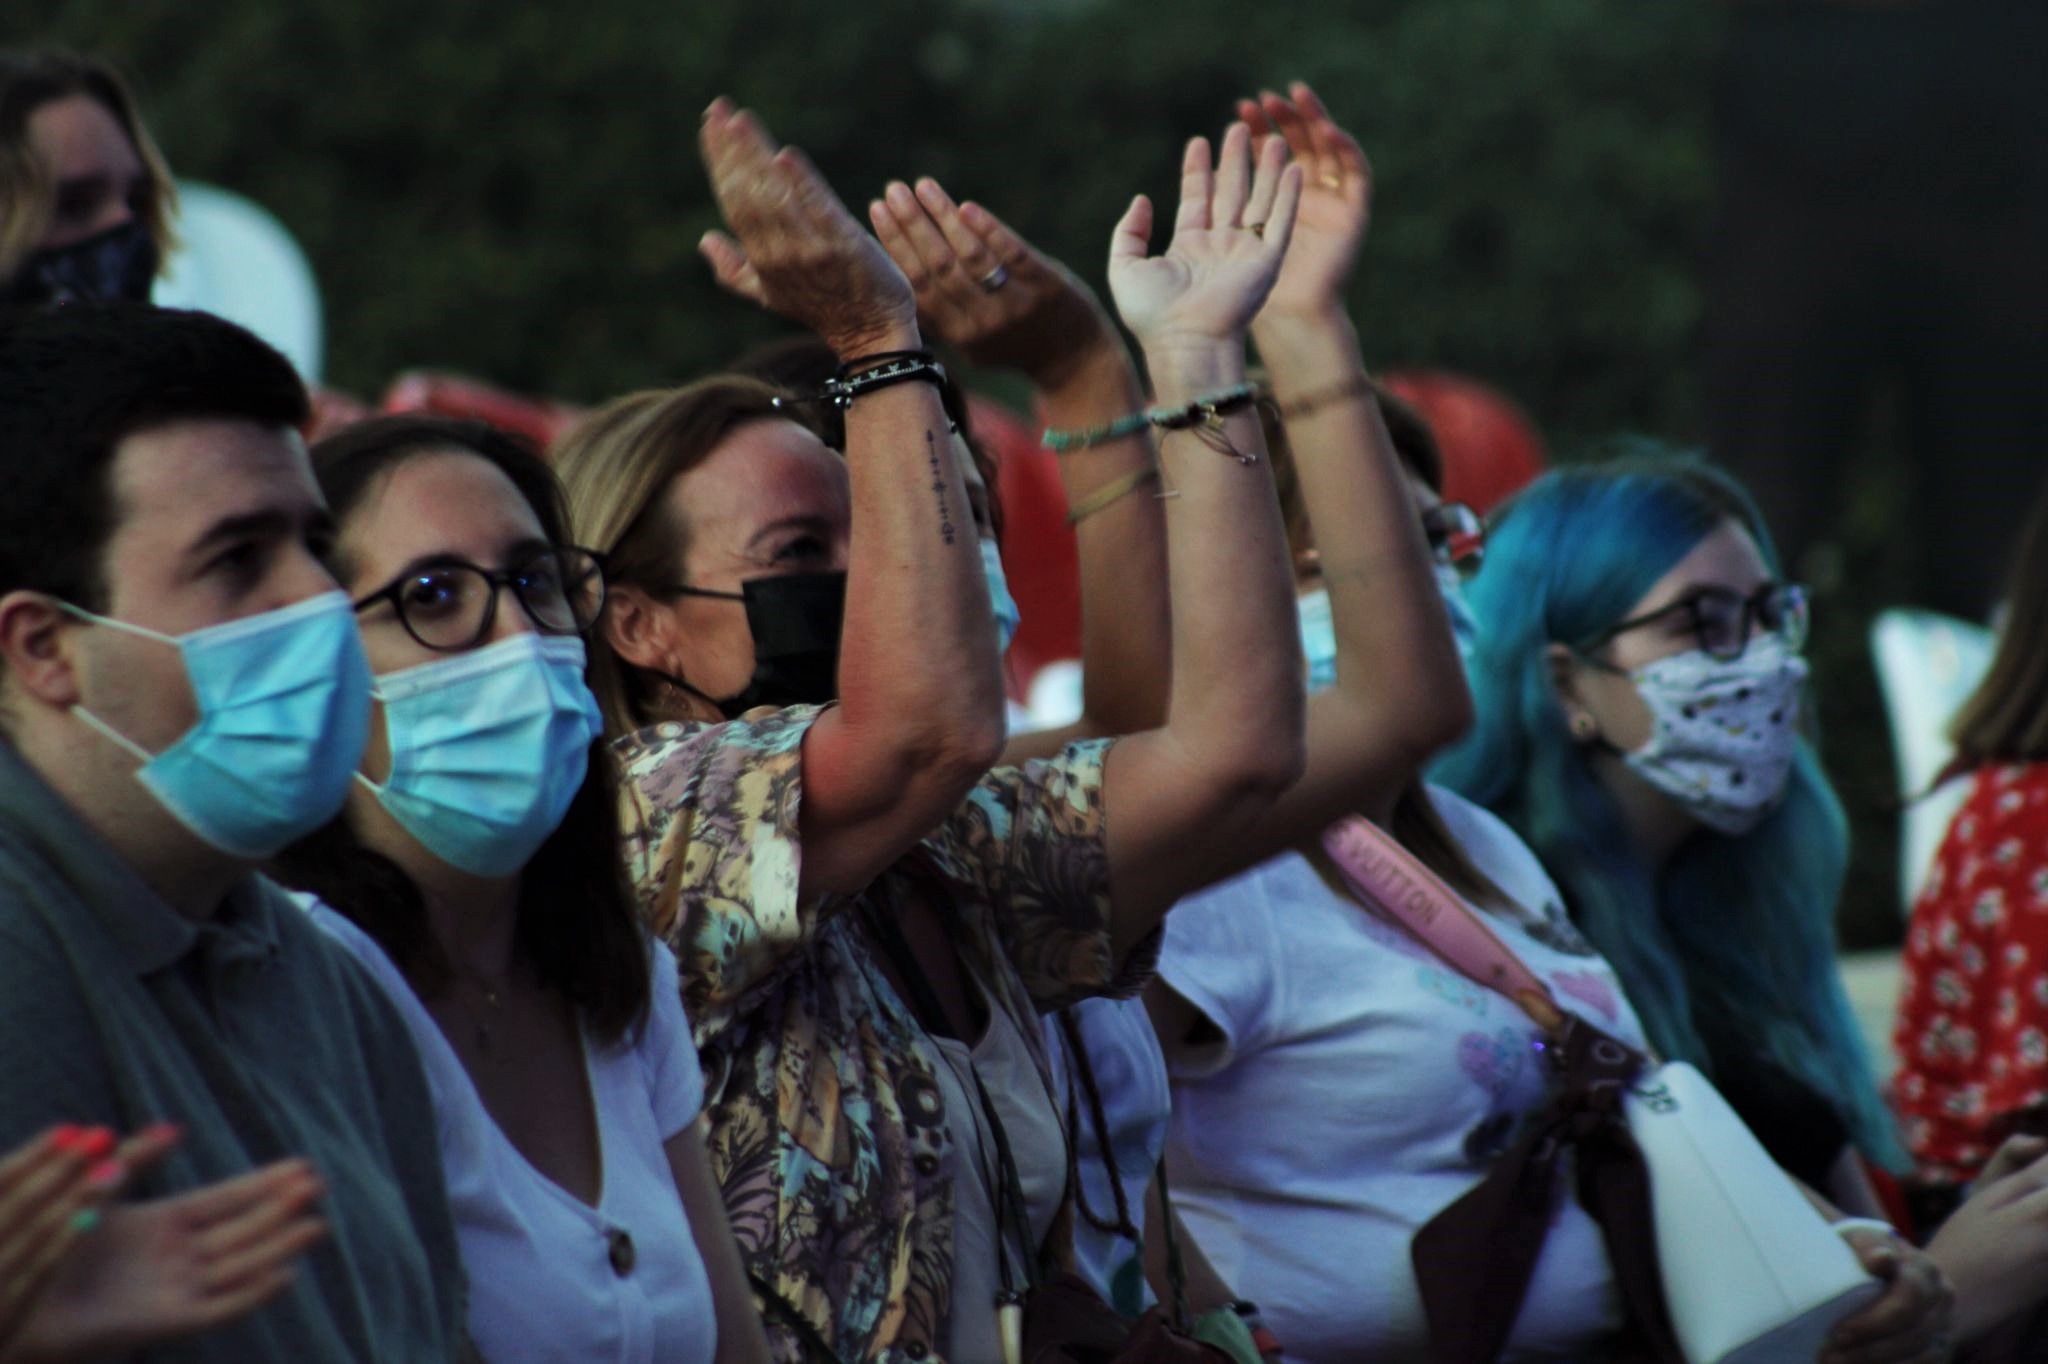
[933,981,1067,1364]
[1044,995,1172,1314]
[307,904,718,1364]
[1157,788,1647,1364]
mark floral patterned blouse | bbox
[1894,761,2048,1185]
[612,706,1145,1363]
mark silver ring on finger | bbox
[976,263,1010,293]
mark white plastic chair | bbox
[152,180,324,383]
[1869,608,1997,912]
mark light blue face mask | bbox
[982,537,1022,657]
[1434,560,1481,667]
[360,632,603,877]
[1298,565,1478,695]
[63,591,372,858]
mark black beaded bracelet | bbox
[825,351,949,410]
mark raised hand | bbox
[869,177,1113,390]
[697,98,917,359]
[1106,122,1304,353]
[7,1157,328,1362]
[1238,81,1372,319]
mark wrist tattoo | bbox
[925,430,957,545]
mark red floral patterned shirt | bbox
[1894,761,2048,1184]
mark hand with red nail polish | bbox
[6,1153,329,1362]
[0,1126,105,1353]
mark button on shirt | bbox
[0,740,465,1363]
[310,905,719,1364]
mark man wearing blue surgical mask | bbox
[0,305,466,1361]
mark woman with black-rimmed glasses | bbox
[270,416,771,1364]
[1435,457,1890,1199]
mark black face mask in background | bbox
[666,570,846,718]
[3,219,159,306]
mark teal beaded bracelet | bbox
[1042,382,1264,452]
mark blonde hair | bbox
[0,50,178,283]
[552,374,789,736]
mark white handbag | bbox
[1321,815,1881,1363]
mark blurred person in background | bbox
[558,97,1312,1361]
[1895,477,2048,1196]
[271,416,771,1364]
[0,49,172,306]
[0,304,464,1361]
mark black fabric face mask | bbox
[4,220,160,306]
[668,570,846,718]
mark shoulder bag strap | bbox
[1320,815,1568,1037]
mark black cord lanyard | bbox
[861,902,1049,1297]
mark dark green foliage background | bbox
[6,0,1917,944]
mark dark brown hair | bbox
[270,415,650,1045]
[1950,478,2048,770]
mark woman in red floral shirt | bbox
[1895,478,2048,1190]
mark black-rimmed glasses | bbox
[353,546,609,652]
[1423,502,1484,569]
[1580,581,1809,665]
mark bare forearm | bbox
[1042,332,1170,739]
[835,324,1006,762]
[1150,341,1302,765]
[1259,309,1469,767]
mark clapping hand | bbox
[1237,81,1372,319]
[1106,122,1304,354]
[869,177,1112,390]
[3,1127,328,1363]
[697,98,917,359]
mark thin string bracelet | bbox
[1064,465,1161,527]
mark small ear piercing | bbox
[1570,713,1597,741]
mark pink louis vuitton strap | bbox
[1320,814,1567,1037]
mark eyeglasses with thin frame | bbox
[1422,501,1485,570]
[1578,581,1810,667]
[353,546,609,652]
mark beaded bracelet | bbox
[823,351,949,410]
[1041,381,1264,453]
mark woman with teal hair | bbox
[1433,454,1905,1197]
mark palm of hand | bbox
[1111,229,1280,345]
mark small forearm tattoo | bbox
[926,429,957,545]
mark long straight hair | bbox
[271,416,650,1045]
[1949,476,2048,770]
[1432,455,1905,1168]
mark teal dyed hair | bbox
[1433,454,1905,1169]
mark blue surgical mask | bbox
[982,537,1022,657]
[1298,567,1478,696]
[64,591,372,858]
[360,633,603,876]
[1434,561,1480,666]
[1297,587,1338,694]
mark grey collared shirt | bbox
[0,740,465,1362]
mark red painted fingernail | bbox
[85,1158,124,1190]
[50,1124,86,1153]
[75,1128,117,1161]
